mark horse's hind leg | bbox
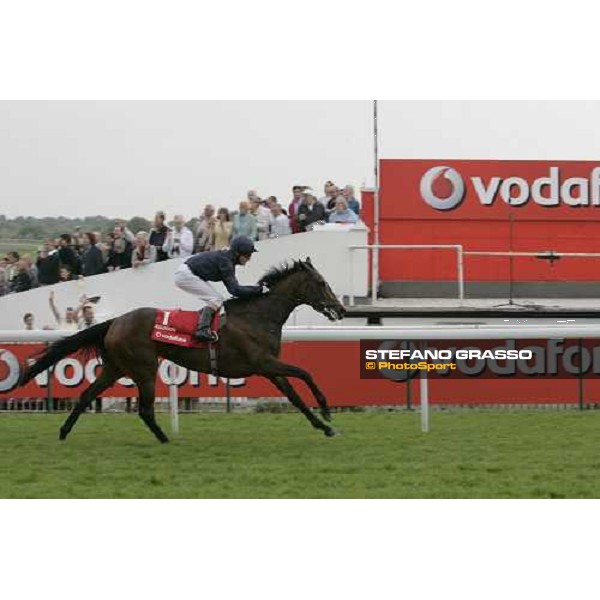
[59,361,122,441]
[266,376,337,437]
[135,377,169,444]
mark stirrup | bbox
[195,328,218,343]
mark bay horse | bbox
[20,258,345,442]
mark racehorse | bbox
[20,258,345,442]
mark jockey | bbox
[174,235,265,341]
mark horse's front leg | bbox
[265,375,338,437]
[265,360,333,422]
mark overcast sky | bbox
[1,100,600,219]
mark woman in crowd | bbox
[214,207,233,250]
[132,231,157,268]
[106,226,133,271]
[329,196,359,224]
[162,215,194,259]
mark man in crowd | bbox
[78,301,97,329]
[23,312,35,330]
[232,200,257,240]
[36,240,60,285]
[82,232,105,276]
[149,211,170,262]
[57,234,82,278]
[194,204,216,253]
[265,196,283,213]
[297,188,326,232]
[106,225,133,271]
[22,255,38,288]
[319,181,339,214]
[269,203,291,238]
[163,215,194,259]
[5,251,19,287]
[342,184,361,216]
[49,290,79,331]
[114,221,135,244]
[288,185,305,234]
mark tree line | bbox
[0,215,199,242]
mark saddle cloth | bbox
[151,308,221,348]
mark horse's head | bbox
[291,258,345,321]
[259,258,345,321]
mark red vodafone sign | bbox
[381,159,600,220]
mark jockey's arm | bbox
[222,274,263,298]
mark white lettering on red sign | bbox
[421,166,600,210]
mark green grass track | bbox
[1,411,600,498]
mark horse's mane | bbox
[259,259,313,288]
[223,259,313,311]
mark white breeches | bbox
[174,264,224,310]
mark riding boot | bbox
[195,307,217,342]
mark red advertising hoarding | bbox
[2,342,599,406]
[361,159,600,284]
[381,159,600,221]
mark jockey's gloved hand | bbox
[259,281,270,294]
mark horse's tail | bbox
[20,319,114,386]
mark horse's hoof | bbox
[324,428,341,437]
[58,430,67,441]
[321,410,332,422]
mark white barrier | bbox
[5,322,600,343]
[0,225,369,330]
[2,322,599,433]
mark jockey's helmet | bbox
[230,236,258,257]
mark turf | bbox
[1,411,600,498]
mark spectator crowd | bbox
[0,181,361,302]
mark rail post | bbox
[420,341,430,433]
[45,365,54,413]
[457,245,465,301]
[349,249,355,307]
[578,338,585,411]
[168,361,179,434]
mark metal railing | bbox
[348,246,600,305]
[464,251,600,259]
[348,244,465,305]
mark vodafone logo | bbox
[0,350,20,392]
[420,166,466,211]
[419,165,600,210]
